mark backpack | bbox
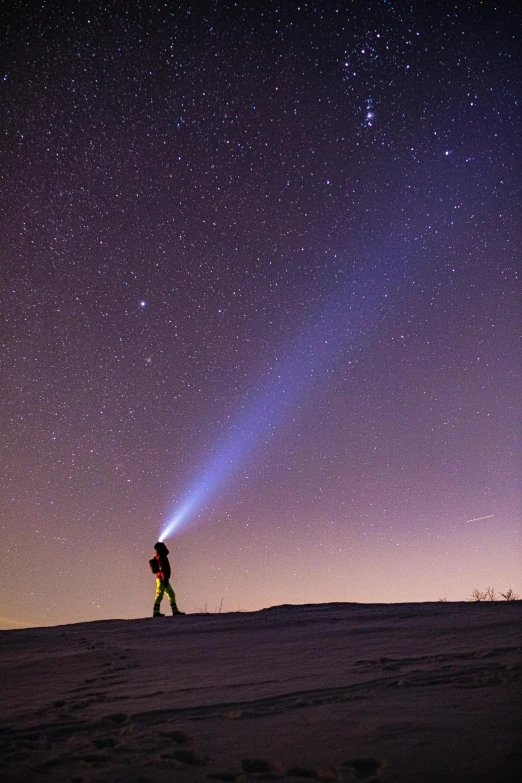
[149,558,159,574]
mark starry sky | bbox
[1,0,520,628]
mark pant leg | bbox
[165,581,177,609]
[153,578,166,614]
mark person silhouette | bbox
[150,541,185,617]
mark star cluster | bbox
[1,0,520,627]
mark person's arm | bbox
[163,557,171,582]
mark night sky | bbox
[1,1,520,628]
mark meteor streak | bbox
[465,514,495,523]
[160,263,392,541]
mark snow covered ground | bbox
[0,602,520,782]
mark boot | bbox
[153,610,165,617]
[171,605,185,616]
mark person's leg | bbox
[153,578,166,616]
[165,582,184,614]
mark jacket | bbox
[155,553,171,583]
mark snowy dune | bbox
[0,602,520,783]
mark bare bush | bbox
[194,597,225,614]
[470,587,519,602]
[470,587,496,601]
[499,588,520,601]
[470,588,488,601]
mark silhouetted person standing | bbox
[150,541,184,617]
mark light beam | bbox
[160,264,391,541]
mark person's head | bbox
[154,541,169,557]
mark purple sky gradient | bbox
[1,0,520,627]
